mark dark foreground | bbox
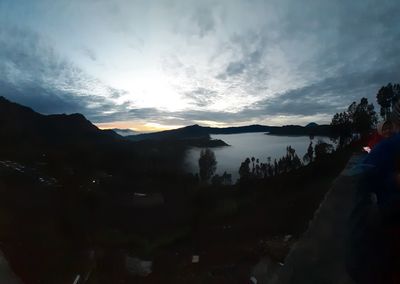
[0,149,352,284]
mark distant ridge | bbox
[127,123,332,141]
[111,128,138,136]
[0,96,228,158]
[0,96,121,148]
[0,96,331,148]
[266,124,331,136]
[127,124,270,141]
[306,122,319,128]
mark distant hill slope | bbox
[111,128,138,136]
[0,96,121,149]
[127,124,272,141]
[0,96,228,169]
[267,124,332,136]
[0,97,128,166]
[305,122,319,128]
[0,95,330,154]
[127,124,211,141]
[126,124,229,146]
[127,123,332,141]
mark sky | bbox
[0,0,399,131]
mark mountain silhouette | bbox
[111,128,138,136]
[127,123,332,141]
[0,96,120,147]
[0,96,125,165]
[0,96,225,172]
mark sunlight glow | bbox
[107,69,189,112]
[95,121,185,133]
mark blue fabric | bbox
[346,163,388,283]
[363,133,400,216]
[345,136,400,282]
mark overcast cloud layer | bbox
[0,0,399,130]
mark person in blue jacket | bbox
[346,100,400,284]
[364,101,400,223]
[356,99,400,283]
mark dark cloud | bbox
[216,31,268,92]
[88,107,163,124]
[225,61,246,76]
[0,80,82,114]
[0,25,168,124]
[239,67,400,120]
[0,79,116,118]
[0,25,129,122]
[0,77,166,125]
[213,0,400,122]
[184,87,218,107]
[174,65,400,125]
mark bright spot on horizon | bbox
[113,70,190,112]
[96,121,185,133]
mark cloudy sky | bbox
[1,0,399,131]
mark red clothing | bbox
[367,132,384,149]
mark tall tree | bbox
[331,97,377,148]
[314,140,334,161]
[331,111,352,148]
[303,141,314,164]
[198,148,217,182]
[376,83,400,120]
[212,171,232,186]
[352,97,377,134]
[239,157,251,180]
[277,146,302,174]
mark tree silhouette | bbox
[352,98,377,134]
[198,149,217,182]
[277,146,302,174]
[221,171,232,185]
[274,159,278,176]
[331,111,352,148]
[303,141,314,164]
[239,146,303,181]
[239,157,251,180]
[314,140,334,161]
[211,171,232,186]
[376,83,400,120]
[331,97,376,148]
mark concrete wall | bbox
[0,250,23,284]
[273,155,368,284]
